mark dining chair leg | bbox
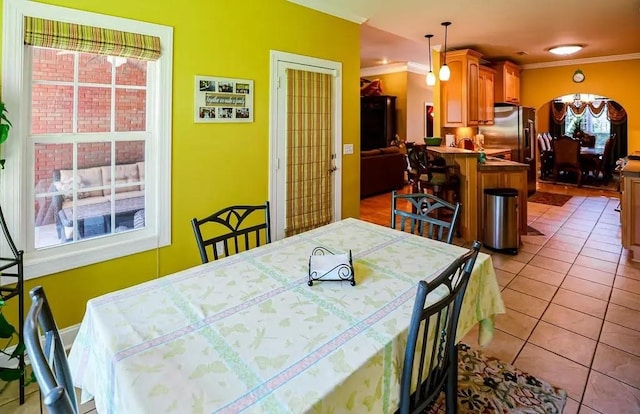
[445,348,458,414]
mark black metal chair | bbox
[24,286,78,414]
[191,202,271,263]
[391,191,461,244]
[406,145,460,205]
[398,241,482,414]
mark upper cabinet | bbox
[493,60,521,104]
[478,66,495,125]
[441,49,482,127]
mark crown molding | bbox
[360,61,428,77]
[286,0,367,24]
[407,61,429,75]
[521,53,640,70]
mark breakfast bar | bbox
[427,146,529,244]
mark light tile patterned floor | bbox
[362,185,640,414]
[461,195,640,413]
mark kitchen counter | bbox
[479,157,529,170]
[427,146,477,155]
[420,147,527,244]
[428,146,512,158]
[622,159,640,177]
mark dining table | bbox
[580,147,604,156]
[67,218,505,414]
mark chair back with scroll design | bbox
[191,202,271,263]
[399,241,482,414]
[552,135,583,186]
[406,146,460,203]
[406,145,428,192]
[24,286,78,414]
[391,191,461,244]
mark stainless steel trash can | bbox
[484,188,518,254]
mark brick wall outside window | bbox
[32,48,147,227]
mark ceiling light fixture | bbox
[424,34,436,86]
[548,45,583,56]
[439,22,451,81]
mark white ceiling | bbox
[288,0,640,68]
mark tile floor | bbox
[362,186,639,414]
[461,195,640,414]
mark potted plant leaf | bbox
[0,298,25,393]
[0,101,11,169]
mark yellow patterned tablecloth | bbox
[68,218,505,413]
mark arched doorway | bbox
[535,93,627,191]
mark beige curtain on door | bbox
[285,69,333,237]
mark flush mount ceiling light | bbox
[424,34,436,86]
[439,22,451,81]
[548,45,583,56]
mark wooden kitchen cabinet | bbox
[441,49,482,127]
[621,159,640,261]
[479,66,495,125]
[493,60,520,104]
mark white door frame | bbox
[268,50,343,241]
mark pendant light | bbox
[439,21,451,81]
[424,34,436,86]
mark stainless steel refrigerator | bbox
[479,104,537,195]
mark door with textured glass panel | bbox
[270,52,342,240]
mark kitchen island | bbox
[427,146,529,245]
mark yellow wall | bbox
[1,0,361,328]
[521,59,640,153]
[406,72,433,141]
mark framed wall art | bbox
[194,75,254,123]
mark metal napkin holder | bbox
[307,247,355,286]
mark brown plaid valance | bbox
[24,17,161,61]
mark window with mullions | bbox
[563,101,611,148]
[2,0,172,278]
[32,47,149,248]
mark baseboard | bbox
[0,323,80,368]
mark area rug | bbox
[428,343,567,413]
[539,175,620,192]
[528,191,572,207]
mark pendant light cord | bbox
[425,34,433,71]
[441,22,451,65]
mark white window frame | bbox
[1,0,173,279]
